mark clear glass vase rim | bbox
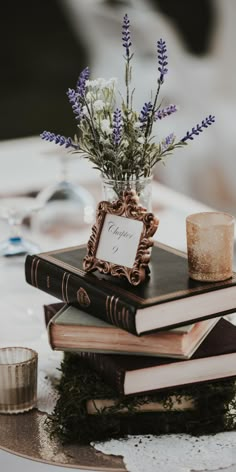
[101,175,153,183]
[0,347,38,366]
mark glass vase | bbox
[101,175,153,211]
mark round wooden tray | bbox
[0,410,126,471]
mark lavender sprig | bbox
[76,67,90,98]
[161,133,175,152]
[66,88,83,121]
[181,115,215,142]
[139,101,153,127]
[122,13,133,110]
[112,109,122,145]
[155,104,177,120]
[40,131,79,150]
[157,39,168,84]
[122,13,132,59]
[143,38,168,141]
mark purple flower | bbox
[181,115,215,142]
[139,101,153,127]
[40,131,79,150]
[76,67,90,98]
[155,104,177,120]
[161,133,175,151]
[112,109,122,145]
[122,13,132,58]
[66,88,83,121]
[157,39,168,83]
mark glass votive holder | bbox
[186,212,235,282]
[0,347,38,414]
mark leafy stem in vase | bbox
[40,14,215,183]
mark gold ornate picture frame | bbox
[83,190,159,285]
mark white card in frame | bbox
[83,190,159,285]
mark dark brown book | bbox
[25,242,236,335]
[46,303,219,359]
[75,319,236,396]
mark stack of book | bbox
[25,242,236,443]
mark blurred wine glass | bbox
[0,197,41,257]
[35,153,95,234]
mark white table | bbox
[0,137,235,472]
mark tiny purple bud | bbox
[122,13,132,58]
[66,88,83,121]
[76,67,90,98]
[139,101,153,128]
[181,115,215,142]
[157,39,168,83]
[40,131,79,150]
[161,132,175,151]
[112,108,122,145]
[155,104,177,120]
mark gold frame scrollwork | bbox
[83,189,159,285]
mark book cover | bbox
[44,302,64,327]
[75,319,236,396]
[43,302,196,334]
[47,304,219,359]
[25,242,236,335]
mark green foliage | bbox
[77,79,185,181]
[46,353,236,444]
[71,24,187,182]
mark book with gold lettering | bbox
[25,242,236,335]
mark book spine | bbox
[78,352,125,395]
[25,255,137,335]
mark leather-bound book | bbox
[25,242,236,335]
[46,303,219,360]
[74,319,236,396]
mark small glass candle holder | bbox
[186,212,235,282]
[0,347,38,414]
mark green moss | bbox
[46,353,236,444]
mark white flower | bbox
[134,122,142,129]
[86,79,99,88]
[106,77,118,87]
[122,139,129,148]
[93,100,105,111]
[86,91,93,102]
[97,77,118,89]
[82,105,89,117]
[137,137,145,144]
[101,119,112,135]
[96,78,107,88]
[99,136,110,144]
